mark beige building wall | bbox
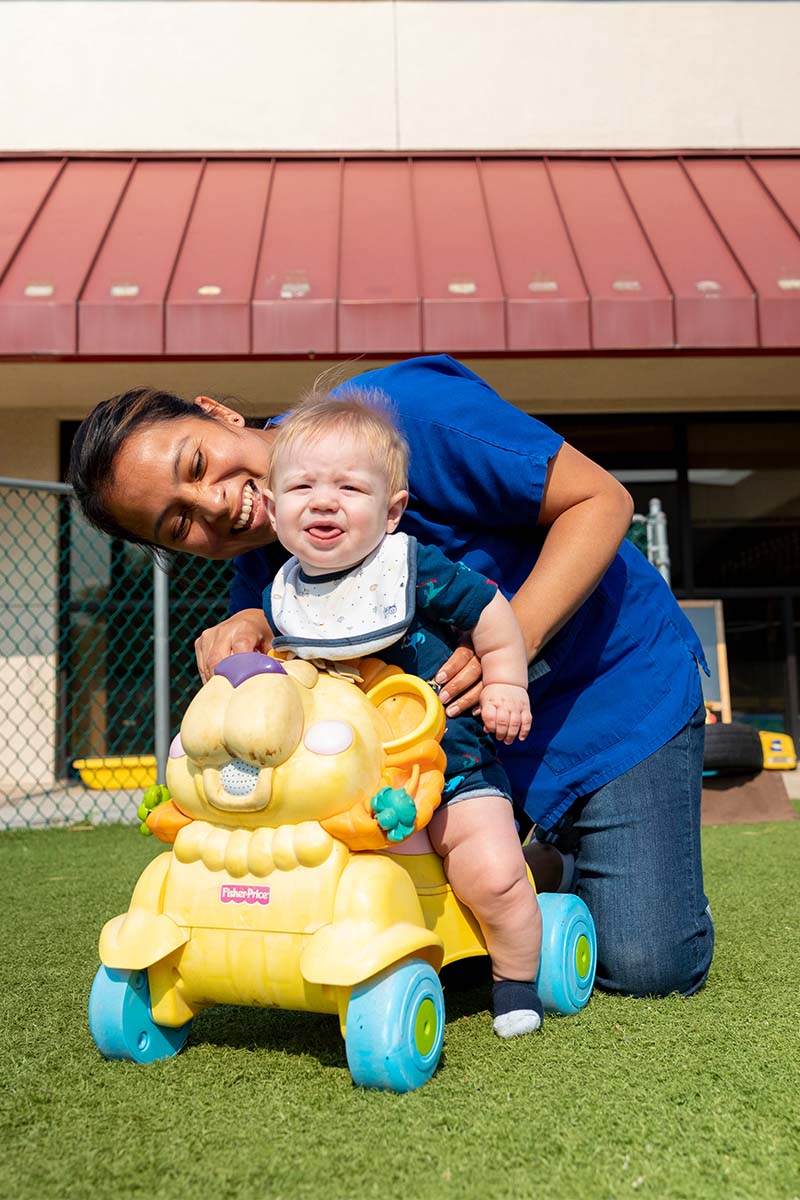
[0,487,59,790]
[1,1,799,151]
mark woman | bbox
[69,354,714,998]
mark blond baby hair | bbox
[268,386,409,496]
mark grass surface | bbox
[2,820,799,1200]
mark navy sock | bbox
[492,979,544,1021]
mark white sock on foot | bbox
[493,1009,543,1038]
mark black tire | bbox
[703,722,763,774]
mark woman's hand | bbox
[434,643,483,718]
[194,609,273,682]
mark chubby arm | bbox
[510,442,634,662]
[470,592,531,745]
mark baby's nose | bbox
[310,486,338,510]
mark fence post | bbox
[154,559,170,785]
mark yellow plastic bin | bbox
[73,756,157,789]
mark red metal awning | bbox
[2,153,800,357]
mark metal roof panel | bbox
[480,159,590,351]
[412,159,505,352]
[79,160,202,355]
[548,159,673,349]
[617,159,757,348]
[252,160,339,354]
[166,160,272,355]
[0,160,130,353]
[685,158,800,347]
[338,159,420,353]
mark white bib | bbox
[270,533,417,661]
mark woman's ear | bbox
[386,490,409,534]
[193,396,245,427]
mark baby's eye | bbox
[303,721,354,756]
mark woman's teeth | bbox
[234,482,255,530]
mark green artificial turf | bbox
[2,820,799,1200]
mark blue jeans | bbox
[537,702,714,997]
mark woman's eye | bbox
[193,451,205,479]
[173,513,190,542]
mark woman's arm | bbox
[437,442,633,714]
[511,442,634,661]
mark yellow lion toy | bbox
[89,651,596,1092]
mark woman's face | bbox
[106,401,278,559]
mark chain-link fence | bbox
[0,479,232,830]
[0,478,672,833]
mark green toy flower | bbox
[137,784,171,836]
[370,786,417,843]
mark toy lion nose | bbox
[214,653,286,686]
[179,652,304,788]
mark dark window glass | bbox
[555,416,684,587]
[688,419,800,589]
[722,596,792,733]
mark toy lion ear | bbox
[280,659,318,689]
[365,673,446,754]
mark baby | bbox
[263,388,543,1038]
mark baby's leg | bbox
[429,794,543,1036]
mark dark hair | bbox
[67,387,215,556]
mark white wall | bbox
[2,2,799,151]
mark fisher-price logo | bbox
[219,884,272,906]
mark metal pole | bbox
[153,559,170,786]
[646,497,672,588]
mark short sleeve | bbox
[415,542,498,631]
[337,356,564,530]
[230,543,290,615]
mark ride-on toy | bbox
[89,652,596,1092]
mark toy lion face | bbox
[165,653,443,833]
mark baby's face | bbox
[267,430,407,573]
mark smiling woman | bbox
[68,388,279,559]
[68,354,715,1005]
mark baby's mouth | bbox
[306,523,343,543]
[233,481,258,532]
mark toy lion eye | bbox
[303,721,354,756]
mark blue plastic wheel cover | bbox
[345,958,445,1092]
[89,965,191,1063]
[536,893,597,1016]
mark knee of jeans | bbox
[597,908,715,999]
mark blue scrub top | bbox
[231,355,706,828]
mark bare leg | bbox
[429,795,541,983]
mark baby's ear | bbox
[386,489,408,534]
[265,490,277,531]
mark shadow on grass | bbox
[182,958,493,1071]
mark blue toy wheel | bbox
[536,893,597,1016]
[345,958,445,1092]
[88,964,192,1063]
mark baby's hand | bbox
[480,684,532,745]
